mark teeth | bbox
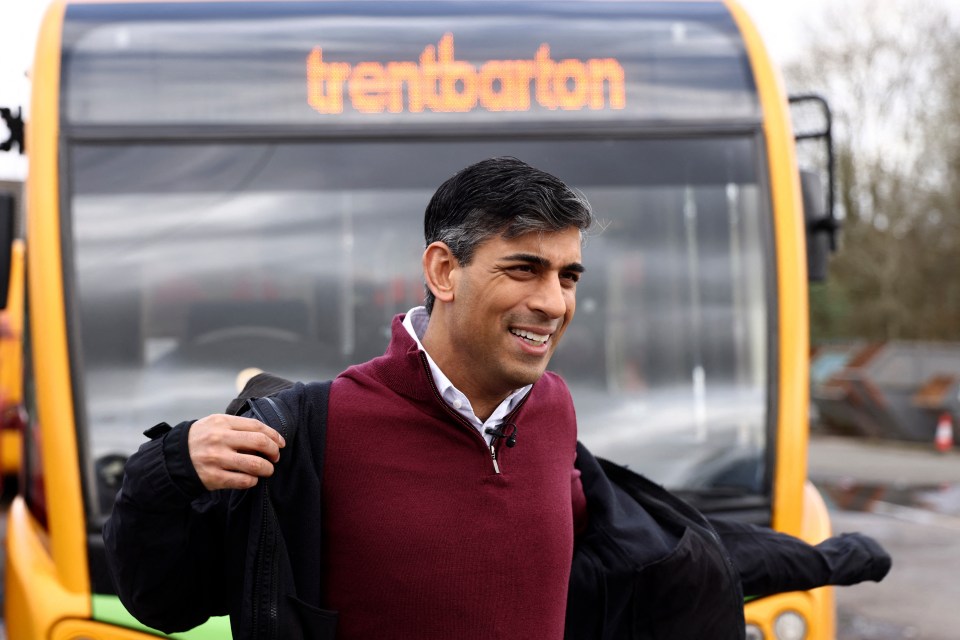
[510,329,550,346]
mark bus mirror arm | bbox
[0,192,15,310]
[788,94,836,227]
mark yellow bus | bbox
[4,0,838,638]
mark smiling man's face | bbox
[432,226,584,408]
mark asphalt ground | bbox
[828,510,960,640]
[809,435,960,640]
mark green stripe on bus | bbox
[92,594,232,639]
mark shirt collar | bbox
[402,306,530,441]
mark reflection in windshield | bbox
[72,138,770,519]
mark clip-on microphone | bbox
[484,422,518,448]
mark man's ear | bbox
[423,241,458,304]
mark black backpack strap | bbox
[226,376,337,639]
[299,380,333,480]
[226,371,299,416]
[226,374,333,475]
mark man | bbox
[106,157,594,639]
[105,157,889,640]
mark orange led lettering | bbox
[306,47,350,114]
[419,44,442,110]
[349,62,388,113]
[305,34,626,115]
[386,61,424,112]
[438,33,478,112]
[589,58,626,110]
[534,44,558,110]
[480,60,535,112]
[554,59,588,110]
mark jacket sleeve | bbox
[709,517,892,598]
[102,420,246,634]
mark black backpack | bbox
[227,374,336,640]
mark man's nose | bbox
[529,275,569,319]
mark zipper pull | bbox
[490,444,501,474]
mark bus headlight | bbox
[745,623,765,640]
[773,610,807,640]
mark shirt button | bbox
[452,399,463,409]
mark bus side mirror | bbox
[800,170,832,282]
[789,93,840,282]
[0,192,14,310]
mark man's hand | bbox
[187,414,286,491]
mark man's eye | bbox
[561,272,580,283]
[509,265,535,273]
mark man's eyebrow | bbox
[501,253,586,274]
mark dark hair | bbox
[423,157,593,313]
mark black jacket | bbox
[103,382,336,640]
[104,377,891,639]
[567,443,891,639]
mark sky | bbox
[0,0,827,181]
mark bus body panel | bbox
[7,5,94,637]
[742,482,837,637]
[725,0,811,538]
[745,589,834,639]
[729,2,835,632]
[4,498,89,640]
[53,617,226,640]
[0,239,24,475]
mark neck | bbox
[420,322,509,422]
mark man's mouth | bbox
[509,328,551,347]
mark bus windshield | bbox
[70,136,772,522]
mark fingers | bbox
[201,464,273,491]
[217,414,286,448]
[188,414,287,492]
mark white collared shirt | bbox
[403,306,530,445]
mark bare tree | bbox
[786,0,960,341]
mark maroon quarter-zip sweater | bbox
[322,316,585,639]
